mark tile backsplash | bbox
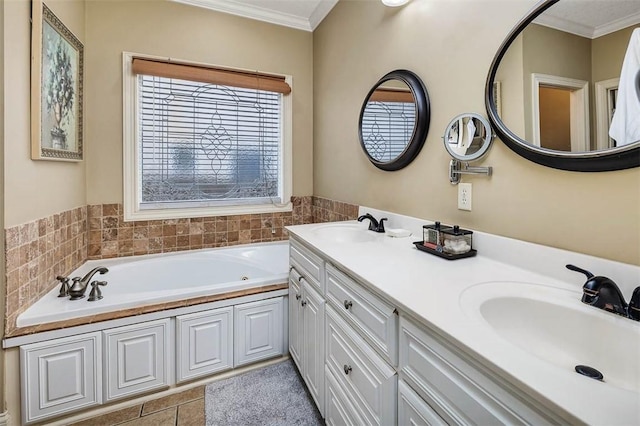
[3,196,358,335]
[4,207,87,335]
[87,196,313,259]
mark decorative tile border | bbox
[4,207,87,335]
[3,196,358,336]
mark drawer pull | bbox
[301,300,307,307]
[298,275,305,282]
[295,294,301,300]
[343,364,353,375]
[343,300,353,310]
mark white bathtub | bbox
[17,241,290,327]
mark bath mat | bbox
[204,359,323,426]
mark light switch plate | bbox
[458,183,472,211]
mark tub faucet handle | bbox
[56,276,70,297]
[88,280,107,302]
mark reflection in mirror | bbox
[486,0,640,171]
[445,116,488,158]
[358,69,430,171]
[443,113,494,184]
[361,80,416,163]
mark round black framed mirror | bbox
[359,69,430,171]
[485,0,640,172]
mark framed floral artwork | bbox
[31,0,84,161]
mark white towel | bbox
[609,28,640,146]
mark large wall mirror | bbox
[359,69,431,171]
[486,0,640,171]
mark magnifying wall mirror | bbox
[443,113,494,184]
[486,0,640,171]
[359,69,430,171]
[444,113,493,162]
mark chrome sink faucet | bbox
[357,213,387,233]
[567,264,640,321]
[57,266,109,300]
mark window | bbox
[123,53,292,221]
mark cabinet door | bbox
[289,277,303,371]
[302,283,325,417]
[234,297,283,367]
[399,380,447,426]
[176,307,233,383]
[103,319,170,401]
[21,332,102,424]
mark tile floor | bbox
[69,386,205,426]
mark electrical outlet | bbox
[458,183,472,211]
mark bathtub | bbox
[17,241,290,328]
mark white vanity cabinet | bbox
[399,315,559,426]
[325,306,397,426]
[398,380,447,426]
[325,263,397,366]
[234,297,284,367]
[176,307,233,383]
[103,318,171,402]
[289,238,326,416]
[20,332,102,424]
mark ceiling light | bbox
[381,0,411,7]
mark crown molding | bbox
[536,12,640,39]
[173,0,337,32]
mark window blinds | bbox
[137,73,282,207]
[361,101,417,162]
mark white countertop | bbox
[286,210,640,425]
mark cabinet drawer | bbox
[176,307,233,383]
[326,263,397,365]
[399,315,558,426]
[20,332,102,424]
[326,306,397,426]
[103,319,170,402]
[399,380,447,426]
[290,238,324,293]
[325,366,365,426]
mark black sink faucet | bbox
[566,264,638,320]
[357,213,387,233]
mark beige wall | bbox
[313,0,640,265]
[495,33,525,137]
[84,0,314,205]
[522,24,592,142]
[4,0,86,228]
[592,25,640,83]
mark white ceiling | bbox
[534,0,640,39]
[172,0,339,32]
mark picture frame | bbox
[31,0,84,161]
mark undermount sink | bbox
[460,281,640,392]
[310,223,377,243]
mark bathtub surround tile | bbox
[3,206,88,335]
[4,196,356,336]
[86,197,315,259]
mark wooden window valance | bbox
[131,58,291,95]
[369,87,414,103]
